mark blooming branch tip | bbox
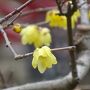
[32,46,57,73]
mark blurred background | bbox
[0,0,89,89]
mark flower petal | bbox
[37,59,46,73]
[50,54,57,64]
[32,48,39,68]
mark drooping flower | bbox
[46,9,60,27]
[45,9,80,29]
[32,46,57,73]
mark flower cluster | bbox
[45,9,80,29]
[20,25,52,48]
[32,46,57,73]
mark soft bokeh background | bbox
[0,0,90,89]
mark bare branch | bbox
[15,46,76,60]
[0,26,18,57]
[4,12,22,29]
[21,6,57,17]
[0,0,32,24]
[35,21,48,26]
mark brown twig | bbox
[0,26,18,57]
[0,0,32,24]
[56,0,63,14]
[35,21,48,26]
[21,6,57,17]
[15,46,76,60]
[67,3,78,80]
[55,0,78,82]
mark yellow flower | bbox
[45,9,80,29]
[32,46,57,73]
[20,25,52,48]
[12,23,22,33]
[20,25,40,45]
[46,9,60,27]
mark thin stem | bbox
[16,21,48,28]
[0,0,32,24]
[15,46,76,60]
[0,26,18,57]
[21,6,57,17]
[55,0,63,14]
[51,46,75,51]
[4,12,22,29]
[36,21,48,26]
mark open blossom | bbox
[45,9,80,29]
[32,46,57,73]
[20,25,40,45]
[20,25,52,48]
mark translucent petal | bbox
[42,46,52,56]
[45,57,53,68]
[49,54,57,64]
[39,56,52,69]
[32,49,39,68]
[42,46,57,68]
[37,59,46,73]
[38,48,47,57]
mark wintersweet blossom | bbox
[20,25,40,46]
[20,25,52,48]
[45,9,80,29]
[32,46,57,73]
